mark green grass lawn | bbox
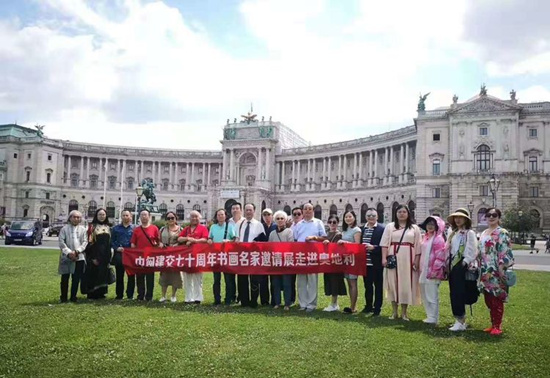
[1,248,549,378]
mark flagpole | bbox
[102,159,108,209]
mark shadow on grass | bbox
[23,297,502,343]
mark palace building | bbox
[0,88,549,233]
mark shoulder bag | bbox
[386,228,406,269]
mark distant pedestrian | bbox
[530,234,537,254]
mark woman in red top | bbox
[178,210,208,303]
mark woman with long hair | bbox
[322,214,347,312]
[478,207,514,335]
[446,208,478,332]
[338,210,362,314]
[380,204,422,320]
[158,211,184,303]
[85,208,111,299]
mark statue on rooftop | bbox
[35,124,45,138]
[480,83,487,96]
[452,94,458,105]
[510,89,516,101]
[417,92,430,112]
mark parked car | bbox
[5,220,43,246]
[47,224,64,237]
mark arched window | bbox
[476,144,492,171]
[329,204,338,216]
[89,175,98,189]
[376,203,384,223]
[87,200,97,218]
[283,205,291,215]
[391,202,400,223]
[477,208,488,226]
[68,200,79,213]
[176,204,185,220]
[314,205,322,220]
[360,203,368,224]
[106,201,115,218]
[124,202,134,212]
[345,204,353,213]
[407,200,416,223]
[192,204,201,213]
[70,174,79,188]
[179,179,186,192]
[159,203,168,215]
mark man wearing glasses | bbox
[361,208,385,316]
[288,206,304,230]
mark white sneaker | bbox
[170,297,177,303]
[449,321,466,332]
[323,304,336,312]
[159,297,167,303]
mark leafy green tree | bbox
[502,204,537,240]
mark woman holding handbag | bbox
[158,211,183,303]
[418,215,448,324]
[478,207,514,335]
[322,214,347,312]
[446,208,478,332]
[381,204,422,320]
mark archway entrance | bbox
[40,206,54,228]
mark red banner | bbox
[123,242,366,276]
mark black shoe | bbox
[371,312,380,317]
[362,307,373,314]
[60,298,68,303]
[249,302,258,309]
[70,297,77,303]
[343,307,353,314]
[115,296,123,300]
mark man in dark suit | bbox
[361,207,386,316]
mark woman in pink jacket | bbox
[418,216,448,324]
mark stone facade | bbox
[1,89,548,232]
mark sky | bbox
[0,0,549,150]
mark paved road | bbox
[2,237,550,271]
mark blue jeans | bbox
[271,274,292,306]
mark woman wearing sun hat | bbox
[446,208,478,332]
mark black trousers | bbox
[137,273,154,301]
[363,265,383,313]
[238,274,250,306]
[60,260,86,301]
[114,252,135,299]
[290,274,296,303]
[213,272,237,305]
[250,275,269,306]
[449,262,466,318]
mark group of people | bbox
[58,202,515,335]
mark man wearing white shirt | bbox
[228,202,244,304]
[58,210,88,303]
[293,203,327,312]
[237,203,266,307]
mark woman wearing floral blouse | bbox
[478,207,514,336]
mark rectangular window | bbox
[479,185,489,196]
[47,154,52,161]
[164,165,169,173]
[46,173,51,184]
[530,187,539,197]
[26,171,30,182]
[110,163,116,171]
[90,178,98,189]
[27,153,31,159]
[433,133,440,141]
[45,193,50,200]
[91,161,98,169]
[128,164,134,171]
[432,161,441,176]
[146,165,152,173]
[25,191,29,198]
[23,208,28,217]
[127,179,134,190]
[529,156,538,172]
[13,153,18,158]
[109,178,116,190]
[479,127,488,136]
[529,128,538,138]
[433,187,441,198]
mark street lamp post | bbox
[488,174,500,208]
[467,201,474,228]
[134,186,143,224]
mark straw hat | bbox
[447,208,472,229]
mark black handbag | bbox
[108,266,116,285]
[386,229,406,269]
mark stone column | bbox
[322,158,326,183]
[265,149,270,182]
[85,157,90,188]
[229,150,235,182]
[140,160,144,181]
[358,152,363,187]
[201,163,206,191]
[292,160,296,189]
[389,146,394,184]
[257,148,262,182]
[174,162,179,190]
[338,156,342,187]
[297,160,301,190]
[281,161,286,189]
[191,162,195,190]
[222,150,228,181]
[374,150,378,186]
[186,162,190,190]
[207,163,211,190]
[121,159,126,190]
[400,144,405,184]
[405,143,410,174]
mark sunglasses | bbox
[166,217,175,220]
[486,213,499,218]
[263,213,272,216]
[275,217,286,220]
[366,214,377,218]
[328,221,338,224]
[293,213,302,216]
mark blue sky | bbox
[0,0,549,149]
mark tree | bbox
[501,204,537,242]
